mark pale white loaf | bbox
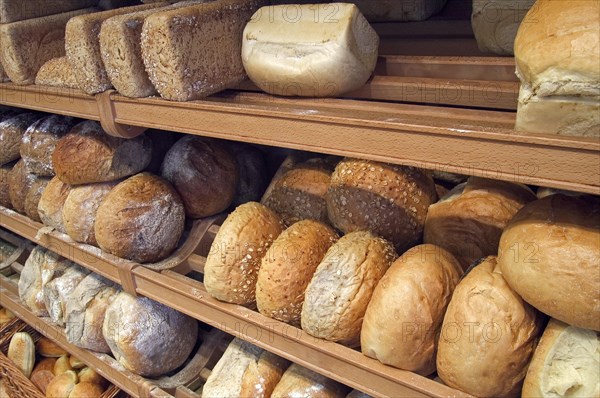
[43,263,90,326]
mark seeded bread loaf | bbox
[0,113,43,165]
[35,57,80,89]
[38,176,72,233]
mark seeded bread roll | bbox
[256,220,339,325]
[53,121,152,185]
[0,161,16,208]
[0,113,42,165]
[301,231,397,347]
[229,142,269,207]
[161,136,238,218]
[327,158,437,253]
[437,256,543,397]
[102,292,198,377]
[205,202,284,305]
[35,57,80,89]
[63,181,118,245]
[271,364,349,398]
[24,177,50,222]
[43,263,90,326]
[94,173,185,263]
[38,176,72,233]
[8,159,40,214]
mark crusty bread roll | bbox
[54,355,75,376]
[498,194,600,331]
[62,181,118,245]
[7,332,35,378]
[45,370,78,398]
[203,338,290,398]
[242,3,378,97]
[35,56,80,89]
[161,136,238,218]
[102,292,198,377]
[514,0,600,137]
[522,319,599,398]
[229,142,269,207]
[301,231,397,347]
[271,363,349,398]
[20,114,77,176]
[32,357,57,373]
[361,244,462,375]
[0,161,16,209]
[0,113,42,165]
[327,158,437,253]
[23,177,50,222]
[43,264,89,326]
[94,173,186,263]
[78,367,105,385]
[68,382,105,398]
[7,159,40,214]
[256,220,339,325]
[38,176,71,233]
[0,307,15,324]
[437,256,543,398]
[69,356,86,369]
[37,338,68,358]
[30,369,54,394]
[205,202,284,305]
[424,177,536,270]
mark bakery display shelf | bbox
[0,207,473,398]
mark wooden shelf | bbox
[0,207,473,398]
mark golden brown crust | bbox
[24,177,50,222]
[37,338,68,358]
[271,364,349,398]
[37,176,71,233]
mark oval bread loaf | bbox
[7,159,40,214]
[271,363,349,398]
[0,113,42,165]
[0,161,16,208]
[43,263,90,326]
[24,177,50,222]
[7,332,35,378]
[37,176,71,233]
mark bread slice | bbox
[65,3,167,95]
[0,7,97,85]
[35,57,79,89]
[141,0,266,101]
[0,0,97,23]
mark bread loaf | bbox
[0,0,97,23]
[7,332,35,377]
[522,319,599,398]
[256,220,338,325]
[242,3,378,97]
[37,338,68,357]
[78,367,105,385]
[301,231,396,347]
[94,173,185,263]
[65,3,166,94]
[69,382,105,398]
[161,136,238,218]
[0,161,16,208]
[38,176,72,233]
[141,0,265,101]
[229,142,268,207]
[8,159,40,214]
[498,194,600,331]
[0,113,42,165]
[0,8,97,84]
[361,244,462,375]
[43,264,90,326]
[30,369,54,394]
[204,202,284,305]
[63,181,118,245]
[53,355,75,376]
[271,363,349,398]
[424,177,536,270]
[53,121,152,185]
[24,177,50,222]
[327,158,437,253]
[203,338,290,398]
[437,256,543,397]
[102,292,198,377]
[514,0,600,137]
[35,57,80,89]
[65,273,118,353]
[45,370,78,398]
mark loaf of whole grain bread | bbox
[35,57,80,89]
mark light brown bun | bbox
[37,338,68,358]
[0,307,15,324]
[78,367,106,385]
[327,158,437,253]
[53,355,74,376]
[256,220,339,325]
[94,173,185,263]
[271,363,349,398]
[30,369,54,395]
[68,382,105,398]
[424,177,536,270]
[436,256,543,398]
[204,202,284,305]
[43,264,89,326]
[102,292,198,377]
[1,161,16,209]
[38,176,71,233]
[24,177,50,222]
[52,120,152,185]
[45,370,78,398]
[8,159,40,214]
[32,357,57,373]
[202,338,290,398]
[361,244,463,375]
[498,194,600,331]
[160,136,238,218]
[301,231,397,347]
[522,319,599,398]
[7,332,35,377]
[62,181,118,245]
[0,113,41,165]
[263,158,335,226]
[229,143,269,207]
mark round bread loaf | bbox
[301,231,397,347]
[52,121,152,185]
[327,158,437,253]
[38,176,72,233]
[437,256,543,397]
[271,364,349,398]
[229,142,269,207]
[63,181,118,245]
[0,113,42,165]
[256,220,339,325]
[522,319,599,398]
[45,371,77,398]
[204,202,284,305]
[361,244,463,375]
[102,292,198,377]
[43,263,89,326]
[94,173,185,263]
[498,194,600,331]
[0,161,16,208]
[20,114,77,176]
[424,177,536,270]
[8,159,40,214]
[24,177,50,222]
[161,136,238,218]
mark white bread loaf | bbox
[514,0,600,137]
[38,176,72,233]
[301,231,396,347]
[498,194,600,331]
[202,338,290,398]
[271,363,349,398]
[0,0,97,23]
[204,202,284,305]
[43,264,90,326]
[437,256,543,398]
[522,319,599,398]
[242,3,378,97]
[0,113,43,165]
[35,57,80,89]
